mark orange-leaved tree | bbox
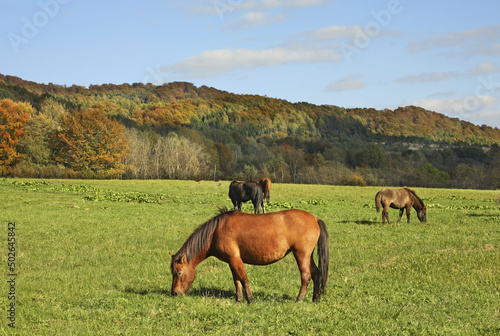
[0,99,30,175]
[53,107,130,177]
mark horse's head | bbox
[170,253,196,296]
[417,207,427,223]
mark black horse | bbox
[228,181,265,214]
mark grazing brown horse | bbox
[228,181,264,213]
[170,208,329,303]
[259,177,272,204]
[375,188,427,224]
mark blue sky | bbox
[1,0,500,128]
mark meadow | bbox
[0,179,498,335]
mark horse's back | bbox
[229,180,260,199]
[213,210,320,265]
[225,210,317,235]
[378,188,396,197]
[377,188,410,208]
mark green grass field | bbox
[1,179,498,335]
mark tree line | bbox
[1,74,499,189]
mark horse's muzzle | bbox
[171,289,185,297]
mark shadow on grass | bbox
[122,286,169,296]
[121,286,235,299]
[190,287,234,299]
[336,220,379,226]
[467,213,500,218]
[192,288,295,302]
[122,285,302,302]
[252,292,295,302]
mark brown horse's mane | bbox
[404,187,425,208]
[174,207,232,262]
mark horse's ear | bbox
[169,252,174,258]
[180,254,187,264]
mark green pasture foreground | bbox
[0,179,498,335]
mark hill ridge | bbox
[1,73,498,146]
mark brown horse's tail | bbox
[375,191,381,213]
[316,219,330,297]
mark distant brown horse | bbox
[259,177,272,204]
[228,181,264,213]
[375,188,427,224]
[170,208,329,303]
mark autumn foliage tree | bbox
[53,108,130,177]
[0,99,30,175]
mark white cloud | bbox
[427,91,456,99]
[395,63,500,84]
[287,0,333,7]
[413,95,500,127]
[325,74,365,91]
[414,96,495,114]
[467,62,500,76]
[191,0,333,16]
[395,72,458,84]
[407,24,500,57]
[305,25,365,40]
[468,108,500,128]
[160,45,342,78]
[228,11,286,29]
[303,24,399,42]
[228,0,333,11]
[406,41,430,53]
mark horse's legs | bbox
[382,205,390,224]
[406,206,411,223]
[398,208,404,222]
[293,251,313,302]
[309,256,321,302]
[230,270,244,302]
[252,199,261,214]
[228,258,253,303]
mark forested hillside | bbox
[1,73,499,189]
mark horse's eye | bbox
[177,272,182,276]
